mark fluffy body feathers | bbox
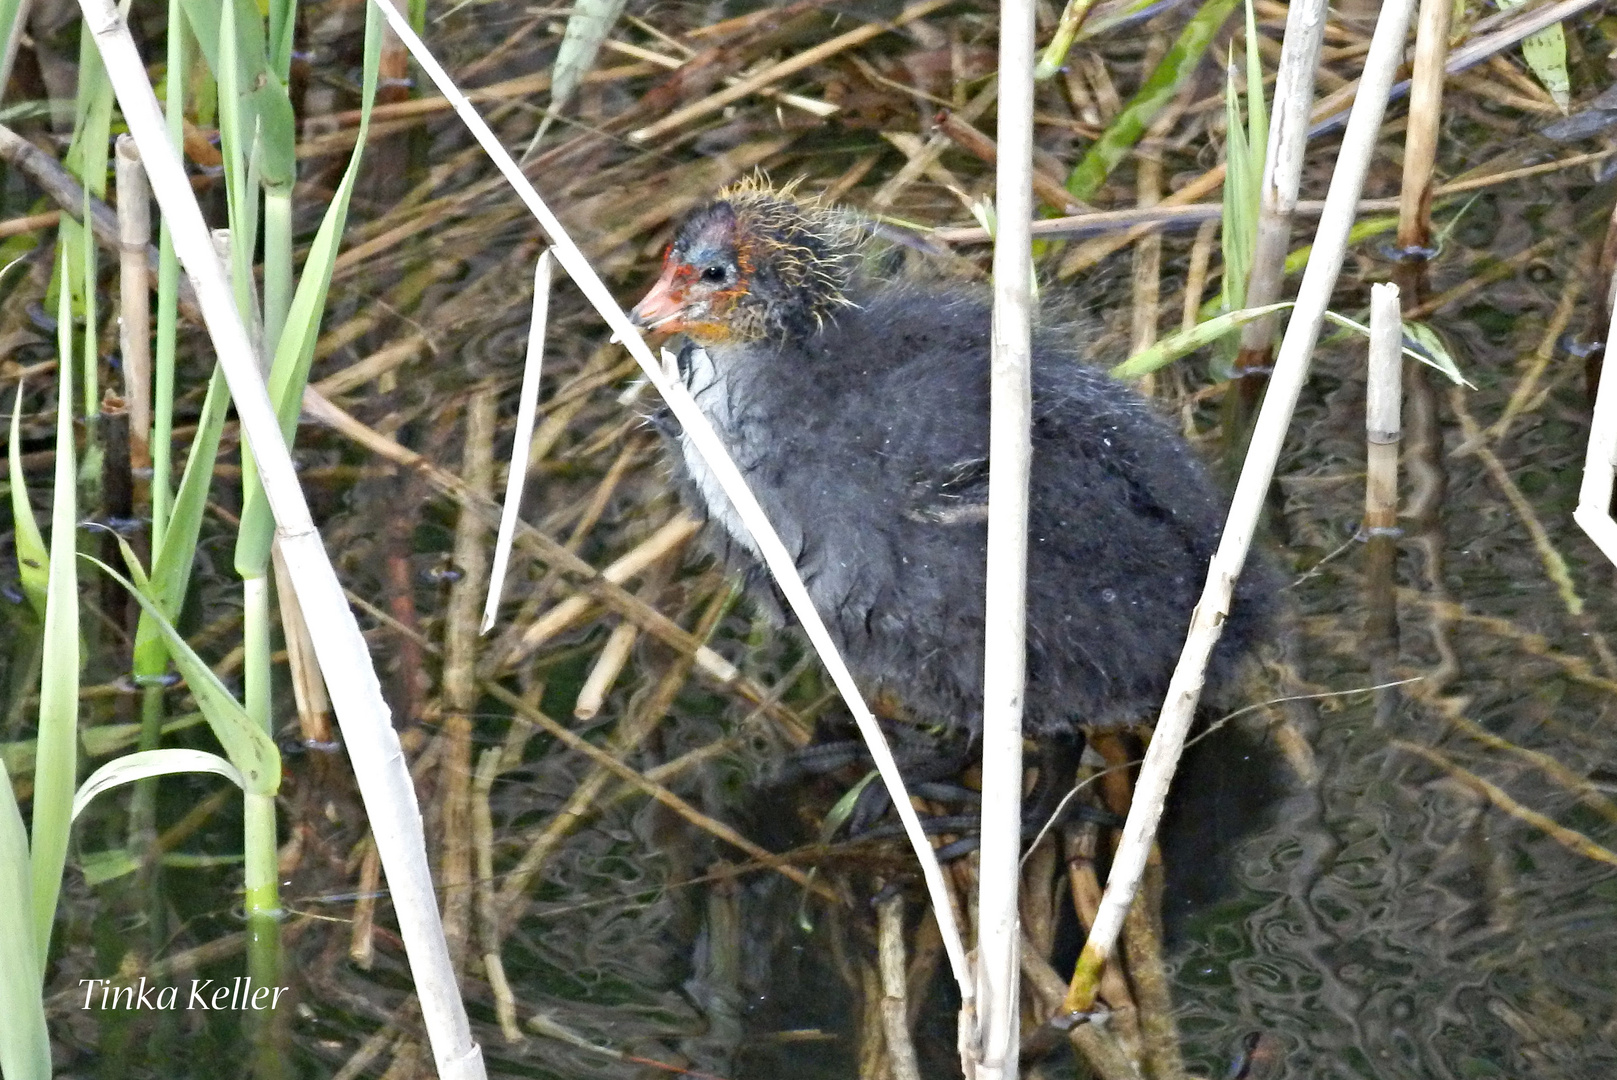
[633,187,1270,739]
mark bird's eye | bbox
[701,265,727,283]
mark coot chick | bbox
[630,180,1270,743]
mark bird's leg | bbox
[846,730,1118,862]
[771,718,974,835]
[918,730,1114,862]
[783,720,1106,858]
[773,688,937,783]
[845,737,973,835]
[1022,729,1086,844]
[777,740,872,780]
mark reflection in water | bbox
[1171,267,1617,1077]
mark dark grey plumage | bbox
[634,192,1270,741]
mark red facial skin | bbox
[629,254,690,332]
[629,244,750,345]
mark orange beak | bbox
[630,263,687,333]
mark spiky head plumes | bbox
[630,180,865,345]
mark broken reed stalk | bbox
[1365,284,1403,533]
[270,542,332,743]
[72,1,487,1075]
[1233,0,1329,362]
[975,0,1037,1073]
[877,895,924,1080]
[574,619,638,720]
[114,135,151,471]
[361,0,973,1003]
[1122,874,1188,1080]
[1397,0,1453,253]
[1363,283,1403,690]
[1061,0,1420,1017]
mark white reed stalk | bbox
[1236,0,1328,352]
[975,0,1036,1075]
[1575,282,1617,565]
[360,0,974,998]
[482,249,552,634]
[1067,0,1419,1011]
[72,1,486,1075]
[1365,284,1402,529]
[115,135,151,468]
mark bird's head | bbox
[630,181,862,346]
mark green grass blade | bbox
[1035,0,1096,80]
[29,260,81,962]
[0,759,50,1079]
[1400,320,1472,387]
[63,22,114,195]
[1078,0,1167,39]
[820,772,879,842]
[1111,302,1292,378]
[176,0,277,108]
[174,0,222,72]
[1065,0,1240,201]
[151,0,189,547]
[268,0,297,81]
[8,386,48,618]
[132,367,231,677]
[60,22,114,416]
[72,749,244,822]
[1284,213,1399,274]
[236,0,384,576]
[1221,57,1254,313]
[215,0,256,320]
[179,0,295,191]
[1243,0,1267,175]
[88,551,280,796]
[249,74,297,192]
[80,189,99,419]
[4,713,207,778]
[262,187,293,357]
[1320,310,1475,387]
